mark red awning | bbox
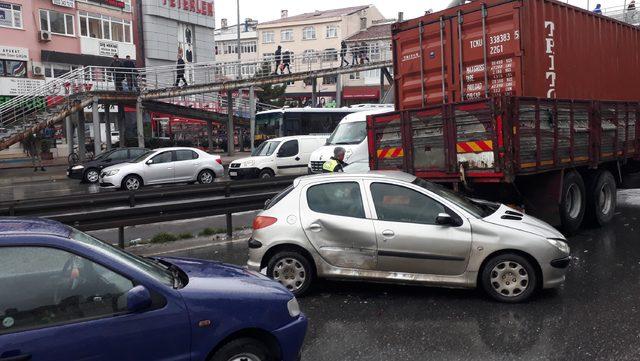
[342,86,380,100]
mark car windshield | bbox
[326,121,367,145]
[130,150,155,163]
[70,229,176,287]
[412,178,497,218]
[252,141,281,156]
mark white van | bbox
[229,135,328,179]
[308,108,393,174]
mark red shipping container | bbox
[393,0,640,110]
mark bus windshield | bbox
[255,112,282,143]
[326,121,367,145]
[252,140,281,156]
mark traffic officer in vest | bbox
[322,147,348,173]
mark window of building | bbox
[302,50,318,64]
[262,53,275,61]
[281,28,293,42]
[0,2,22,29]
[350,72,360,80]
[306,182,365,219]
[79,12,132,43]
[326,25,338,38]
[0,60,26,78]
[241,64,256,77]
[370,42,382,61]
[302,26,316,40]
[241,41,256,54]
[322,48,338,62]
[262,31,274,44]
[322,75,337,85]
[360,17,367,30]
[40,9,74,36]
[43,63,78,78]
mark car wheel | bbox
[209,338,273,361]
[586,170,616,227]
[198,169,215,184]
[122,175,142,191]
[267,251,314,296]
[559,171,586,235]
[481,253,538,303]
[83,168,100,183]
[259,169,274,179]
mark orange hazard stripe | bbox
[377,147,404,159]
[456,140,493,154]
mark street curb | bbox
[0,174,69,186]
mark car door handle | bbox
[295,157,300,161]
[382,230,395,238]
[0,353,32,361]
[308,223,322,232]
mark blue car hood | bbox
[157,256,291,298]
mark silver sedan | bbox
[99,147,224,191]
[248,172,571,303]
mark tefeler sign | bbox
[162,0,214,17]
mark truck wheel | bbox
[481,253,538,303]
[559,171,586,235]
[267,251,314,296]
[586,170,616,227]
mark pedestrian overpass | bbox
[0,45,393,158]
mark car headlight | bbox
[243,160,255,167]
[71,165,85,170]
[103,169,120,177]
[287,297,301,318]
[547,238,570,254]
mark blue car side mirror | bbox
[127,285,152,312]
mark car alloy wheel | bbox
[85,169,99,183]
[199,170,214,184]
[228,353,262,361]
[124,177,141,191]
[490,261,529,298]
[273,257,306,292]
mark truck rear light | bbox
[253,216,277,230]
[215,158,222,165]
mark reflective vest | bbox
[322,159,340,173]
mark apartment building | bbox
[257,5,384,104]
[214,17,258,78]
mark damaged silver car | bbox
[247,172,570,303]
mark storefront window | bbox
[1,60,26,78]
[0,2,22,29]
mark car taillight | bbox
[215,158,222,165]
[253,216,277,230]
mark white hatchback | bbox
[99,147,224,191]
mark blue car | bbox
[0,218,307,361]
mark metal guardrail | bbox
[0,177,294,247]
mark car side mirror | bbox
[126,285,152,312]
[146,159,154,165]
[435,213,455,226]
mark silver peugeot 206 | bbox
[248,172,571,303]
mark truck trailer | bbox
[369,0,640,233]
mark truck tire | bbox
[586,170,616,227]
[559,171,585,235]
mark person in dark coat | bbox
[109,54,124,91]
[282,50,292,74]
[359,42,370,63]
[274,46,282,75]
[340,41,349,67]
[124,55,137,91]
[23,133,45,172]
[174,54,187,87]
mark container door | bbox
[451,3,522,103]
[394,18,454,110]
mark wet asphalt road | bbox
[158,190,640,361]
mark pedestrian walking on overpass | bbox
[340,41,349,67]
[109,54,124,91]
[174,54,188,87]
[124,55,137,91]
[350,44,359,66]
[322,147,348,173]
[593,3,602,14]
[359,42,370,64]
[274,46,283,75]
[282,50,292,74]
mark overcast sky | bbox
[215,0,631,27]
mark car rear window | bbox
[266,185,294,210]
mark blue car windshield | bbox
[71,230,175,287]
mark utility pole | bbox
[237,0,241,80]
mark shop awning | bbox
[342,86,380,100]
[41,50,114,67]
